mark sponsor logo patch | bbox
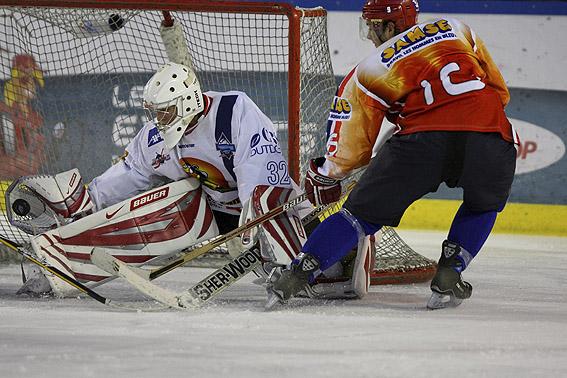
[329,96,352,121]
[130,187,169,210]
[216,132,236,159]
[105,204,125,219]
[381,19,457,68]
[147,126,163,147]
[151,149,171,169]
[250,128,281,156]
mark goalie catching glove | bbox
[6,168,94,234]
[304,157,342,207]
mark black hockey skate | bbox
[265,252,320,310]
[427,240,472,310]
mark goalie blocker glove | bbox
[304,157,342,207]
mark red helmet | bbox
[362,0,419,32]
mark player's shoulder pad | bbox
[356,52,388,86]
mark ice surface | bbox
[1,230,566,378]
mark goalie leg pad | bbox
[251,185,307,266]
[349,233,375,298]
[26,179,219,296]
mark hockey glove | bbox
[304,157,341,207]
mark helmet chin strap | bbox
[183,94,209,135]
[184,114,201,135]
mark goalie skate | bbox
[264,267,286,310]
[265,289,286,311]
[265,252,320,310]
[17,265,52,296]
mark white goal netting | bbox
[0,2,436,284]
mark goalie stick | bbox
[91,182,358,309]
[0,235,168,311]
[116,173,362,283]
[91,245,263,309]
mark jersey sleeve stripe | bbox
[215,95,238,182]
[336,67,356,97]
[470,28,478,53]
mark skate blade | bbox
[265,290,285,311]
[427,292,464,310]
[252,277,267,286]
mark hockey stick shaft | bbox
[0,235,172,311]
[146,191,309,280]
[0,235,109,305]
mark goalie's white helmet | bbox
[143,62,204,150]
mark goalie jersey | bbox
[88,90,292,215]
[323,17,519,178]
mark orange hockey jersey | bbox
[324,17,518,178]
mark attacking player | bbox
[267,0,518,310]
[7,62,369,301]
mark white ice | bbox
[1,230,566,378]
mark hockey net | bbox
[0,1,436,284]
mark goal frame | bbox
[0,0,438,285]
[0,0,324,182]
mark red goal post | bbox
[0,0,437,284]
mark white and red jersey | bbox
[88,90,292,215]
[323,17,519,178]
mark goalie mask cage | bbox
[0,0,436,285]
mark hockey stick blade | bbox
[179,246,262,307]
[91,246,263,309]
